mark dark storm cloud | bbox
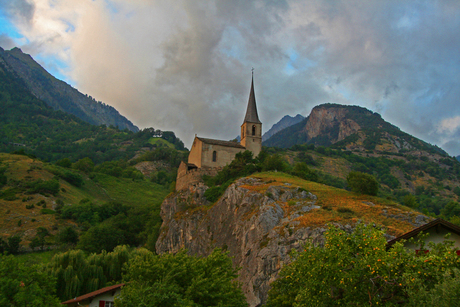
[0,0,35,25]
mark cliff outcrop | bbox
[156,173,431,306]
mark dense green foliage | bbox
[0,254,60,306]
[268,224,460,306]
[117,248,248,307]
[346,171,379,196]
[60,199,128,224]
[46,245,147,301]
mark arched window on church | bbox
[252,125,256,136]
[212,151,217,162]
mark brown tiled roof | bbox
[243,75,261,124]
[386,218,460,247]
[197,137,245,149]
[61,283,125,305]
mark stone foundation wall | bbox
[176,166,221,191]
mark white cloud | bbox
[438,116,460,134]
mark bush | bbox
[73,157,94,173]
[40,208,55,215]
[290,162,318,182]
[346,171,379,196]
[56,226,79,245]
[27,179,60,195]
[262,154,288,172]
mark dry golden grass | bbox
[252,172,417,236]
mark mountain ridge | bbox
[263,103,447,157]
[0,46,138,132]
[262,114,304,141]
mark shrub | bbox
[27,179,60,195]
[40,208,55,215]
[290,162,318,182]
[346,171,379,196]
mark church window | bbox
[252,125,256,136]
[212,151,217,162]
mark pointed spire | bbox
[243,71,261,124]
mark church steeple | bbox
[240,71,262,156]
[243,74,261,124]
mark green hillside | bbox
[0,152,169,252]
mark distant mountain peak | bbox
[262,114,305,141]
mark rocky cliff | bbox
[156,173,431,306]
[263,104,447,157]
[0,47,138,132]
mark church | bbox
[176,75,262,190]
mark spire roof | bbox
[243,74,261,124]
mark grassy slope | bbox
[148,137,175,149]
[0,153,168,245]
[247,172,420,237]
[283,149,460,202]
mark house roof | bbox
[196,137,245,149]
[243,75,261,124]
[61,283,125,305]
[386,218,460,247]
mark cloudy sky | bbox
[1,0,460,155]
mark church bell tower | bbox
[240,72,262,157]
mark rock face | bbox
[302,106,361,143]
[156,177,431,306]
[0,47,138,132]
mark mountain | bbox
[263,103,447,156]
[262,114,304,141]
[0,47,138,132]
[0,58,184,163]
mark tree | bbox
[76,222,126,253]
[56,226,79,246]
[6,235,22,255]
[73,157,94,173]
[263,154,288,172]
[346,171,379,196]
[55,158,72,168]
[0,254,60,306]
[268,224,460,307]
[117,249,248,307]
[47,246,150,301]
[290,162,318,182]
[403,194,419,209]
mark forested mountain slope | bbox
[0,46,138,132]
[0,59,184,163]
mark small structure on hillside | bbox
[387,218,460,253]
[176,73,262,191]
[61,283,124,307]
